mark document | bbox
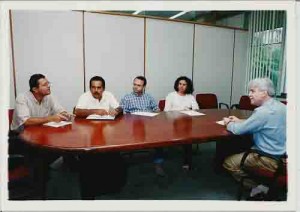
[43,121,72,128]
[131,112,159,117]
[86,114,115,120]
[179,110,205,116]
[216,120,225,126]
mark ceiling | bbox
[103,10,248,27]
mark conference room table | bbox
[20,109,252,199]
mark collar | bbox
[28,91,45,104]
[261,97,273,107]
[132,91,144,97]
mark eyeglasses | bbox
[40,81,51,87]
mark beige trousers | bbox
[223,152,278,188]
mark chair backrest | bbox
[196,93,218,109]
[280,100,287,105]
[8,109,14,126]
[238,96,257,111]
[158,100,165,111]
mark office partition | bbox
[145,19,194,101]
[10,10,248,109]
[11,10,84,112]
[9,36,15,109]
[84,12,144,101]
[231,30,248,106]
[193,25,234,105]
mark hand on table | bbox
[223,116,239,125]
[48,114,68,122]
[96,109,109,116]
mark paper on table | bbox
[86,114,115,120]
[179,110,205,116]
[43,121,72,128]
[216,120,225,126]
[131,112,159,117]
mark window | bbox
[246,11,286,95]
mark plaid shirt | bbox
[120,92,159,113]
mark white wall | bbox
[12,10,84,112]
[9,27,15,109]
[231,30,248,106]
[297,2,300,172]
[10,11,248,110]
[84,13,144,101]
[145,19,194,101]
[193,25,234,105]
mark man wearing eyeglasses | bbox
[10,73,72,132]
[9,73,73,199]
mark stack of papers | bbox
[86,114,115,120]
[43,121,72,128]
[179,111,205,116]
[216,120,225,126]
[131,112,159,117]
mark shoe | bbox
[155,164,166,177]
[246,192,266,201]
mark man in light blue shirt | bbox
[222,78,286,192]
[120,76,165,176]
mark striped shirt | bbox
[120,92,159,113]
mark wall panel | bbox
[145,19,194,102]
[84,12,144,101]
[12,10,84,112]
[231,30,249,105]
[193,25,234,106]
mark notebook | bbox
[86,114,115,120]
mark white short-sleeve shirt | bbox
[76,91,119,111]
[11,91,65,131]
[164,91,199,111]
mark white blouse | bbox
[164,91,199,111]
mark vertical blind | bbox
[245,11,286,95]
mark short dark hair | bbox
[29,74,45,92]
[90,76,105,89]
[174,76,194,94]
[134,76,147,86]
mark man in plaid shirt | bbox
[120,76,159,113]
[120,76,165,176]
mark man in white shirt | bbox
[9,73,73,199]
[74,76,126,199]
[74,76,122,118]
[11,74,71,132]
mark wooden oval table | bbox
[21,109,252,153]
[20,109,252,199]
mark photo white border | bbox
[0,1,297,211]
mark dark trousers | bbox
[78,153,127,200]
[8,131,59,199]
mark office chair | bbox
[158,100,166,111]
[280,100,287,105]
[231,95,257,111]
[8,109,35,200]
[237,149,287,201]
[195,93,229,109]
